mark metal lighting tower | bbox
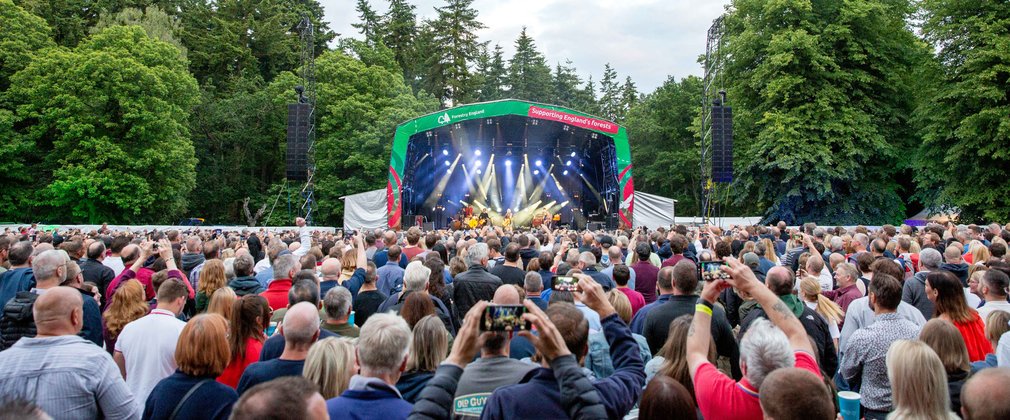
[297,16,317,225]
[700,15,726,225]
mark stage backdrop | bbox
[341,189,388,230]
[387,99,634,230]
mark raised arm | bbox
[722,257,813,354]
[687,277,728,378]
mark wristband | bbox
[695,304,713,317]
[697,298,714,309]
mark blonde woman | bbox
[967,241,990,265]
[207,287,237,323]
[973,310,1010,370]
[303,337,357,399]
[196,259,228,312]
[396,315,448,403]
[339,249,358,281]
[886,340,959,420]
[760,238,779,265]
[919,319,972,414]
[103,279,150,354]
[799,277,842,349]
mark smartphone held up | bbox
[481,305,532,332]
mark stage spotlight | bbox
[475,149,482,156]
[477,169,482,174]
[570,151,576,157]
[474,160,482,167]
[535,160,542,166]
[442,149,449,156]
[444,161,450,167]
[566,160,572,166]
[533,169,540,175]
[563,170,569,175]
[505,160,512,167]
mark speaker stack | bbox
[286,103,311,181]
[710,106,733,183]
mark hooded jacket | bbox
[941,263,970,286]
[228,275,265,296]
[902,270,935,319]
[180,253,205,274]
[738,295,838,378]
[0,268,34,308]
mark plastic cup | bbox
[837,391,860,420]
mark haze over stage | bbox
[399,113,621,230]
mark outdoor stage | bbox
[385,100,635,231]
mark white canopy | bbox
[340,189,388,230]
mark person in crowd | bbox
[230,376,329,420]
[602,246,636,289]
[400,292,435,329]
[180,237,205,276]
[586,290,651,379]
[318,258,342,297]
[886,340,960,420]
[839,260,927,350]
[237,302,320,394]
[303,337,357,399]
[643,260,741,378]
[1,249,65,349]
[61,257,103,346]
[143,314,238,420]
[822,262,862,321]
[976,270,1010,325]
[0,287,141,419]
[259,279,337,361]
[841,274,921,419]
[106,240,193,307]
[0,240,35,309]
[353,261,386,327]
[643,315,713,399]
[452,285,538,417]
[481,278,646,419]
[254,240,286,287]
[687,256,821,420]
[904,247,942,319]
[490,243,525,287]
[960,367,1010,420]
[326,313,414,419]
[630,243,660,303]
[259,254,299,311]
[218,295,271,389]
[613,265,644,317]
[739,266,837,377]
[322,286,359,337]
[973,311,1010,370]
[397,315,449,403]
[103,279,150,354]
[577,251,615,291]
[79,240,115,308]
[188,240,220,293]
[378,261,454,333]
[919,318,973,414]
[103,235,131,277]
[207,287,237,322]
[928,270,993,361]
[114,277,189,404]
[799,276,843,349]
[758,368,835,420]
[423,255,453,314]
[401,227,424,261]
[524,272,548,311]
[377,245,406,296]
[451,243,502,329]
[228,253,263,296]
[634,376,697,420]
[629,266,675,334]
[942,245,971,286]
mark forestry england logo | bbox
[437,113,451,124]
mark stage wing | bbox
[341,189,388,229]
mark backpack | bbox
[0,291,38,350]
[895,255,915,280]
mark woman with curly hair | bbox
[103,279,149,354]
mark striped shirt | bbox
[0,335,141,419]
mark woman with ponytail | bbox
[799,276,843,349]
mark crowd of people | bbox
[2,219,1010,419]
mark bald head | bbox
[962,367,1010,420]
[33,286,83,336]
[32,249,67,287]
[766,266,795,296]
[945,245,963,264]
[383,231,397,246]
[320,258,341,279]
[492,285,521,305]
[608,246,623,261]
[282,302,321,347]
[121,244,140,264]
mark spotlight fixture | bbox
[533,169,540,175]
[566,160,572,166]
[563,170,569,175]
[475,149,482,156]
[535,160,542,166]
[474,161,482,167]
[477,169,482,174]
[505,160,512,167]
[570,151,576,157]
[444,161,450,167]
[442,149,449,156]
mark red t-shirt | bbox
[402,246,424,261]
[618,287,646,317]
[955,312,994,362]
[260,279,292,311]
[217,337,265,389]
[694,351,821,420]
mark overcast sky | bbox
[319,0,732,93]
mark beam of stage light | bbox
[423,153,462,208]
[526,164,555,203]
[577,172,607,213]
[512,199,543,226]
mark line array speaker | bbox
[286,103,311,181]
[711,105,733,183]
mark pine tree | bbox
[598,64,621,121]
[617,76,638,122]
[352,0,383,43]
[506,27,553,102]
[476,43,507,101]
[430,0,485,105]
[382,0,417,84]
[575,75,600,115]
[551,60,581,107]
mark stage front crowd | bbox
[3,220,1010,420]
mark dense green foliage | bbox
[1,0,1006,224]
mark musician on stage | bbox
[502,209,513,230]
[478,208,490,227]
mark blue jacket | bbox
[0,268,34,307]
[79,288,103,347]
[583,267,616,292]
[143,371,237,420]
[373,249,408,269]
[480,314,645,420]
[327,385,413,420]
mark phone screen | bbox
[553,276,581,292]
[480,305,531,332]
[699,261,729,282]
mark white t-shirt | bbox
[115,309,186,404]
[965,288,982,310]
[805,301,841,340]
[103,256,125,277]
[978,301,1010,326]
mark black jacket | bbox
[0,291,38,350]
[78,258,115,308]
[450,265,502,329]
[738,303,838,377]
[643,295,741,379]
